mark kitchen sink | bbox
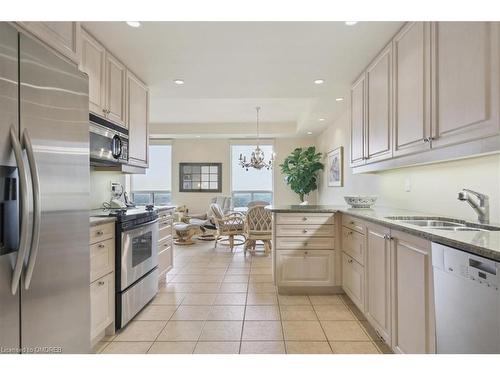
[384,216,500,232]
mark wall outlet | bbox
[111,182,122,197]
[404,177,411,192]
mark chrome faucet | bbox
[457,189,490,224]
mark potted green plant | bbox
[279,146,324,203]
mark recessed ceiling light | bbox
[126,21,141,28]
[335,97,344,102]
[318,118,325,122]
[345,21,358,26]
[173,79,185,85]
[314,79,325,85]
[307,131,313,135]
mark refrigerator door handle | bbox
[9,126,30,295]
[22,129,41,290]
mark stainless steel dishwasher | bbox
[432,242,500,353]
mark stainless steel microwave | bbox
[89,113,129,166]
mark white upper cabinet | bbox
[393,22,432,157]
[366,44,393,163]
[127,71,149,167]
[431,22,500,148]
[105,53,127,127]
[80,29,106,116]
[18,22,81,64]
[80,29,127,128]
[350,74,366,166]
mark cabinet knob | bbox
[96,230,104,236]
[303,229,308,233]
[98,244,105,248]
[302,217,307,221]
[98,281,105,286]
[304,242,309,247]
[304,251,308,255]
[348,259,353,264]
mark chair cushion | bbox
[174,223,200,231]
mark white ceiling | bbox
[82,21,403,137]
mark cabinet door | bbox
[366,44,393,162]
[105,52,127,127]
[80,29,106,116]
[19,22,80,64]
[393,22,432,157]
[90,273,114,341]
[431,22,500,147]
[391,230,435,354]
[158,243,173,276]
[127,71,149,166]
[350,74,366,166]
[365,223,392,345]
[342,252,365,312]
[276,250,335,287]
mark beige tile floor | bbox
[96,240,392,354]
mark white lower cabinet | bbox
[276,250,335,287]
[391,230,435,354]
[365,222,392,345]
[340,215,436,353]
[90,273,114,341]
[89,222,115,345]
[342,252,365,311]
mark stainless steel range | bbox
[92,207,159,329]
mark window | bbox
[231,144,273,208]
[179,163,222,192]
[131,144,172,205]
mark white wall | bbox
[89,170,127,209]
[316,109,500,222]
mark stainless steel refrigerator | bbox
[0,23,90,354]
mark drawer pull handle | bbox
[98,244,105,248]
[96,230,104,236]
[302,217,307,221]
[348,259,353,264]
[98,281,105,286]
[303,229,308,233]
[164,244,169,247]
[304,251,308,255]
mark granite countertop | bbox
[89,216,116,227]
[266,205,500,261]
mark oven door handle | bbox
[123,219,159,232]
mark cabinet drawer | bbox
[276,236,334,250]
[90,273,114,341]
[276,213,334,225]
[159,224,172,241]
[90,238,114,283]
[342,215,367,234]
[342,252,365,312]
[158,244,173,276]
[276,224,335,238]
[342,227,365,265]
[89,222,114,244]
[276,250,335,287]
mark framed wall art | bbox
[327,146,343,187]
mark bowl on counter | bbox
[344,195,378,208]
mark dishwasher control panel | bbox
[442,247,499,290]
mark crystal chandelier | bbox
[239,107,274,171]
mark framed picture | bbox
[327,146,343,187]
[179,162,222,192]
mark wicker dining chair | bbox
[244,205,272,255]
[210,203,246,252]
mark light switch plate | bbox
[404,177,411,192]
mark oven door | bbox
[120,220,159,290]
